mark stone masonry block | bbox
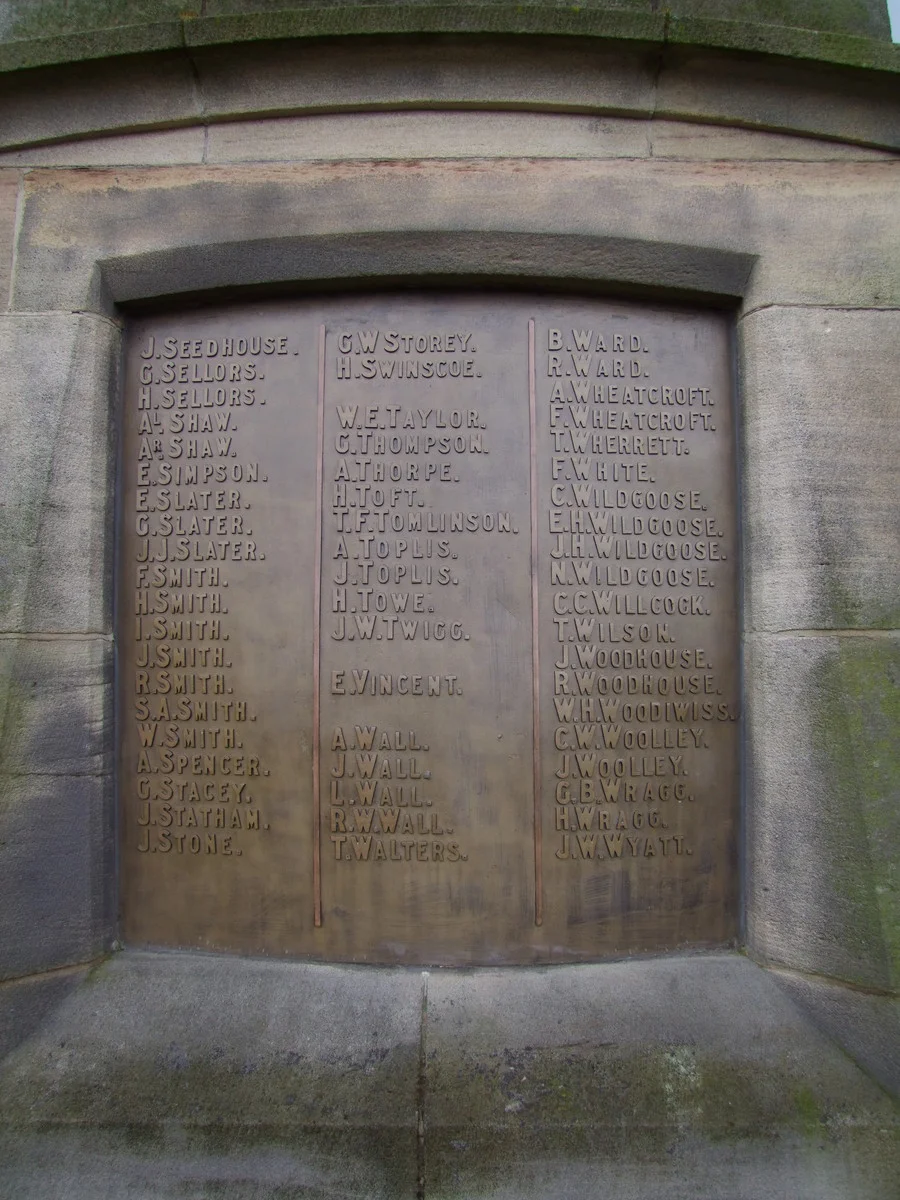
[769,966,900,1098]
[0,169,18,309]
[0,128,205,168]
[0,313,120,634]
[741,306,900,632]
[0,950,423,1126]
[202,112,896,165]
[0,631,112,977]
[190,36,658,125]
[425,955,899,1198]
[1,952,897,1198]
[657,45,900,149]
[11,161,898,317]
[647,119,895,160]
[0,635,112,778]
[745,631,900,992]
[0,951,421,1194]
[0,51,201,151]
[0,771,113,981]
[204,111,652,164]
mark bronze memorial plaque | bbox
[119,295,739,963]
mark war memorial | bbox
[0,1,897,1195]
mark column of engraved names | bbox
[323,324,510,869]
[540,319,737,869]
[128,330,281,862]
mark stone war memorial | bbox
[0,1,897,1196]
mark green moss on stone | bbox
[9,1033,887,1149]
[425,1039,898,1195]
[0,2,891,42]
[673,0,889,37]
[813,637,900,992]
[0,1036,420,1128]
[0,2,896,76]
[426,1040,890,1146]
[666,14,898,70]
[826,569,900,634]
[0,659,27,783]
[793,1084,822,1133]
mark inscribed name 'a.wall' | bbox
[119,295,739,964]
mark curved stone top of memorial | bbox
[0,0,896,76]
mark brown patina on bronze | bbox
[119,295,739,964]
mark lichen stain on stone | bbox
[424,1040,900,1195]
[426,1039,883,1142]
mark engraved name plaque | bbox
[120,296,739,964]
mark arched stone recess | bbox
[97,231,755,315]
[3,157,898,996]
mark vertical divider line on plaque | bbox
[312,323,326,927]
[528,317,543,928]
